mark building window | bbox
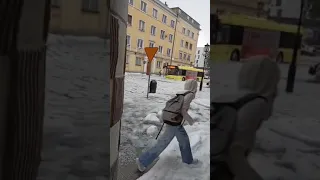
[139,20,145,31]
[182,27,186,34]
[51,0,60,7]
[189,44,192,50]
[183,53,187,60]
[180,40,184,47]
[156,61,161,68]
[128,15,132,26]
[187,16,190,20]
[160,30,165,39]
[169,34,173,43]
[276,0,281,6]
[162,15,167,24]
[126,55,129,64]
[128,0,133,6]
[149,41,155,47]
[187,54,191,61]
[179,52,182,59]
[187,30,190,36]
[82,0,99,12]
[141,1,147,12]
[277,9,282,17]
[151,25,156,36]
[158,46,163,53]
[126,35,131,46]
[135,57,142,66]
[185,42,188,48]
[153,8,158,18]
[167,48,171,57]
[191,32,194,38]
[137,39,144,49]
[170,20,175,28]
[197,55,200,59]
[197,50,200,54]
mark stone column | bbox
[0,0,50,179]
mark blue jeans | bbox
[138,125,193,168]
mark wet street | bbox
[37,35,110,180]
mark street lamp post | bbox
[286,0,304,93]
[199,43,209,91]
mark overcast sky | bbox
[161,0,210,47]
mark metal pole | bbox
[199,51,207,91]
[286,0,304,93]
[199,64,205,91]
[170,13,178,65]
[147,70,151,98]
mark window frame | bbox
[162,15,167,24]
[141,1,147,13]
[158,46,163,53]
[149,41,155,47]
[126,35,131,46]
[139,20,145,31]
[169,34,173,42]
[128,15,133,26]
[135,57,142,66]
[160,30,165,39]
[137,39,144,49]
[170,20,175,28]
[81,0,99,12]
[126,55,130,64]
[153,8,158,18]
[156,61,161,68]
[167,48,171,57]
[150,25,156,36]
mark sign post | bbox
[144,47,158,99]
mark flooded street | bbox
[37,35,110,180]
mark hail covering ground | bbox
[38,34,320,179]
[120,60,320,180]
[39,35,110,179]
[119,73,210,180]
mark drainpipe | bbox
[170,13,178,65]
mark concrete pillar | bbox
[0,0,50,179]
[109,0,128,179]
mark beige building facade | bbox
[126,0,201,73]
[50,0,108,36]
